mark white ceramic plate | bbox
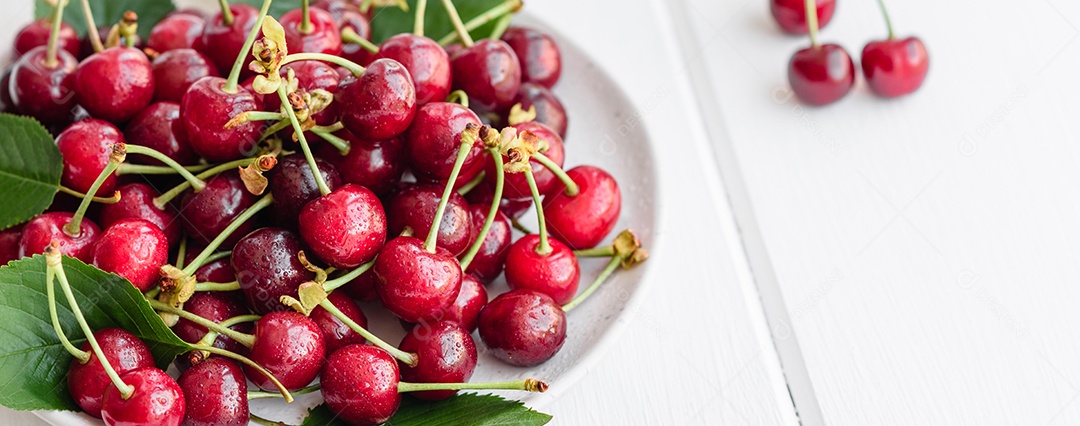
[31,4,659,425]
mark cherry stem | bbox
[282,53,366,76]
[116,163,210,176]
[44,0,67,68]
[276,85,331,196]
[248,383,319,400]
[194,281,241,292]
[309,127,351,155]
[317,298,419,367]
[805,0,820,48]
[456,170,486,196]
[573,246,614,257]
[190,313,259,351]
[459,152,503,270]
[524,168,552,256]
[153,156,264,209]
[259,120,292,142]
[182,194,274,276]
[64,153,121,237]
[57,186,120,204]
[175,237,188,269]
[192,344,294,403]
[147,298,257,348]
[224,0,272,93]
[80,0,104,53]
[217,0,235,26]
[437,0,520,45]
[440,0,474,47]
[300,0,313,34]
[414,0,427,37]
[126,145,206,191]
[45,264,91,362]
[488,13,512,40]
[200,250,233,266]
[876,0,895,39]
[48,248,135,399]
[398,378,548,393]
[341,27,380,53]
[445,90,469,108]
[321,259,375,292]
[234,111,286,124]
[532,153,579,196]
[424,137,474,253]
[562,255,620,313]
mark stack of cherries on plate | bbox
[0,0,648,424]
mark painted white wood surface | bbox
[679,0,1080,424]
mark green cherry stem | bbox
[48,246,135,399]
[437,0,521,45]
[259,120,292,142]
[317,297,419,367]
[194,281,241,292]
[488,13,512,40]
[45,259,91,362]
[445,89,469,107]
[116,163,210,176]
[248,383,320,400]
[561,255,620,312]
[459,152,503,270]
[573,246,615,258]
[532,152,579,196]
[57,186,120,204]
[192,344,294,403]
[341,27,380,54]
[182,194,274,276]
[126,144,206,191]
[277,85,330,196]
[322,259,375,292]
[805,0,820,49]
[414,0,427,37]
[424,131,475,253]
[224,0,272,93]
[398,378,547,393]
[200,250,233,266]
[456,170,486,196]
[217,0,235,26]
[190,314,259,353]
[281,53,366,76]
[309,127,351,155]
[79,0,104,53]
[300,0,313,34]
[440,0,474,47]
[64,145,123,237]
[152,156,265,209]
[44,0,68,68]
[147,299,257,348]
[524,167,551,255]
[175,237,188,269]
[876,0,895,40]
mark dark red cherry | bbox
[9,46,77,124]
[398,321,477,401]
[193,256,235,282]
[340,267,380,302]
[178,171,258,246]
[178,357,248,426]
[0,225,22,264]
[269,153,342,225]
[180,76,262,162]
[152,49,219,103]
[465,177,533,220]
[504,235,580,304]
[90,218,170,291]
[320,344,400,425]
[374,236,462,323]
[316,131,406,197]
[17,212,100,261]
[56,118,122,194]
[771,0,836,34]
[74,47,154,123]
[67,328,154,418]
[263,60,341,126]
[501,27,561,88]
[542,165,622,249]
[337,58,417,141]
[861,37,929,98]
[125,101,198,166]
[512,82,567,138]
[386,184,472,256]
[492,121,565,200]
[461,204,511,284]
[0,67,17,114]
[477,289,566,367]
[148,12,207,52]
[244,311,326,391]
[280,7,342,55]
[298,184,387,269]
[101,367,186,426]
[404,102,482,182]
[172,289,253,353]
[81,26,143,59]
[440,274,487,332]
[450,39,521,111]
[788,44,855,106]
[232,227,313,315]
[376,34,451,105]
[315,0,371,65]
[14,19,80,58]
[310,291,368,353]
[200,4,260,73]
[99,183,182,246]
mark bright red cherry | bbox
[461,204,511,284]
[9,46,78,124]
[336,58,417,142]
[124,101,198,166]
[386,184,473,256]
[340,267,380,302]
[450,39,522,111]
[99,183,182,246]
[788,44,855,106]
[373,236,463,323]
[244,311,326,391]
[477,289,566,367]
[264,60,342,126]
[504,235,580,304]
[268,153,342,226]
[512,82,567,139]
[376,34,452,105]
[90,219,170,291]
[152,49,219,103]
[316,131,406,197]
[321,344,401,425]
[14,19,80,58]
[542,165,622,250]
[771,0,836,35]
[177,358,248,426]
[178,171,258,247]
[101,367,186,426]
[501,27,561,88]
[68,328,154,418]
[200,4,260,73]
[398,321,477,401]
[862,37,929,98]
[147,12,206,52]
[55,118,122,194]
[232,227,313,315]
[73,47,155,123]
[180,76,262,162]
[440,274,487,332]
[404,102,482,182]
[280,7,342,55]
[17,212,100,261]
[298,184,387,269]
[310,291,368,353]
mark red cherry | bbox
[178,171,258,246]
[316,0,372,65]
[200,4,260,73]
[101,367,186,426]
[404,102,482,182]
[67,328,154,418]
[465,177,533,220]
[263,60,341,126]
[461,203,511,283]
[177,358,248,426]
[268,153,342,226]
[450,39,522,111]
[18,212,100,261]
[440,274,487,332]
[337,58,417,141]
[542,165,622,250]
[373,236,462,323]
[172,289,252,353]
[180,76,262,162]
[861,37,929,98]
[492,121,564,200]
[99,183,182,246]
[771,0,836,35]
[81,27,143,59]
[317,131,406,197]
[55,118,122,194]
[147,13,207,52]
[232,227,313,315]
[152,49,219,103]
[310,291,368,353]
[280,7,342,55]
[0,225,22,264]
[321,344,401,425]
[9,46,78,124]
[788,44,855,106]
[124,102,198,166]
[477,289,566,367]
[298,184,387,269]
[14,19,80,58]
[376,34,452,105]
[244,311,326,391]
[73,47,154,123]
[340,267,380,302]
[398,321,477,401]
[501,27,561,88]
[512,82,567,138]
[386,184,473,256]
[0,67,18,114]
[90,218,169,291]
[504,235,580,304]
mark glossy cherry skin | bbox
[374,236,463,323]
[18,212,100,261]
[450,39,522,111]
[315,0,371,65]
[441,274,487,332]
[771,0,836,35]
[152,48,219,103]
[462,204,511,284]
[67,328,155,418]
[269,153,342,225]
[376,34,451,105]
[310,291,368,353]
[492,121,565,200]
[788,44,855,106]
[200,4,260,73]
[0,225,21,264]
[337,58,417,141]
[477,289,566,367]
[543,165,621,249]
[404,102,483,182]
[178,171,258,246]
[99,183,182,246]
[512,82,567,138]
[861,37,929,98]
[280,7,342,55]
[232,227,313,314]
[14,19,80,58]
[124,101,198,166]
[244,311,327,391]
[9,46,78,124]
[101,367,186,426]
[501,27,561,88]
[386,184,473,256]
[398,321,477,401]
[340,267,380,302]
[320,344,401,425]
[180,76,262,162]
[504,235,580,304]
[56,118,122,194]
[264,60,342,126]
[298,184,387,269]
[74,47,155,123]
[466,178,534,220]
[90,219,170,291]
[177,358,248,426]
[172,289,253,354]
[148,12,206,52]
[317,131,406,197]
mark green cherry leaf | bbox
[0,114,61,231]
[369,0,506,44]
[33,0,176,39]
[301,393,552,426]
